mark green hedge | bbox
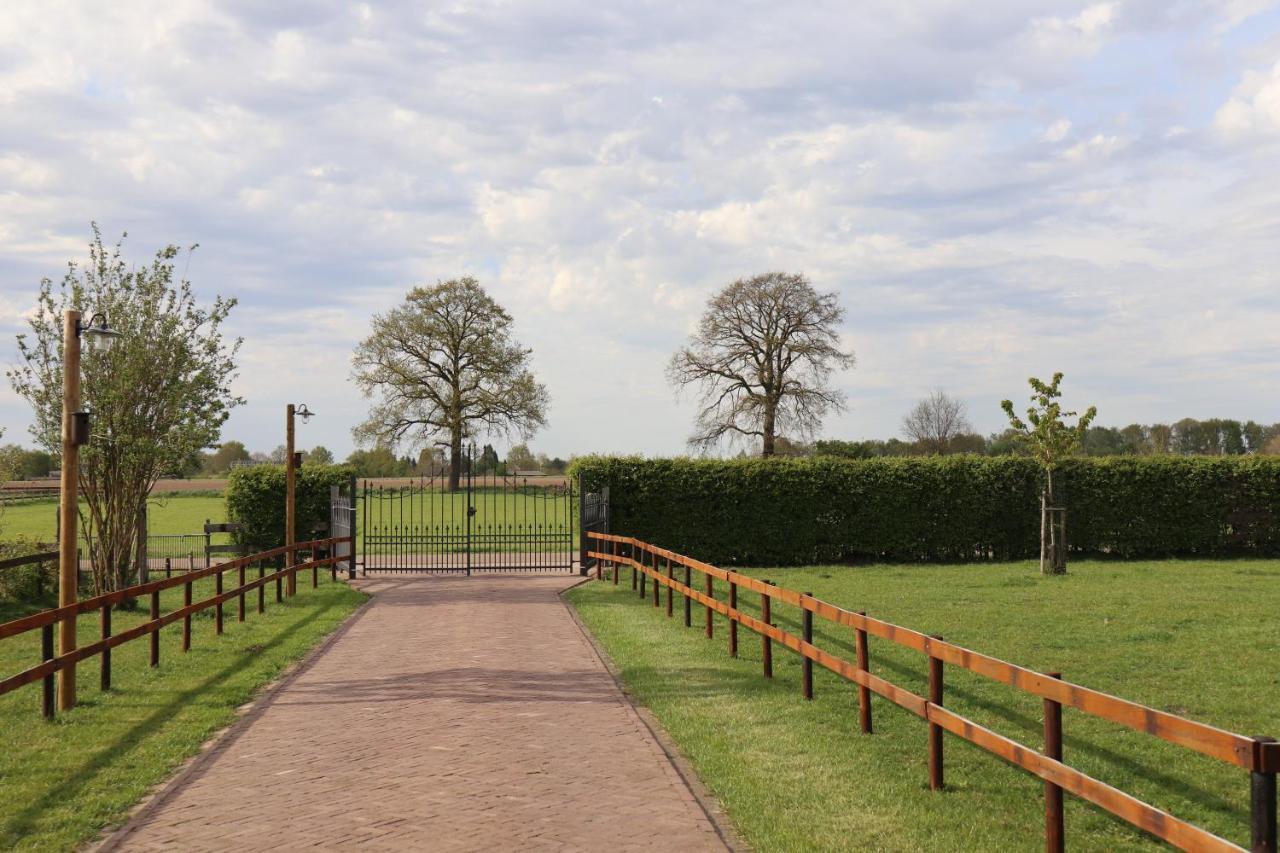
[570,455,1280,565]
[225,464,354,550]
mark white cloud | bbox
[1043,118,1072,143]
[1215,60,1280,139]
[0,0,1277,457]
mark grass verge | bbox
[567,558,1280,852]
[0,574,367,851]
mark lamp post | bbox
[57,310,121,710]
[285,403,314,596]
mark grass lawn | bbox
[567,558,1280,852]
[0,574,366,851]
[1,493,228,544]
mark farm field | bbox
[0,494,228,544]
[568,558,1280,852]
[0,574,366,851]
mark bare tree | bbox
[668,272,855,456]
[901,390,973,454]
[352,277,549,491]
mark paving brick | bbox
[107,575,728,852]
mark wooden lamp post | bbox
[285,403,314,596]
[57,309,121,710]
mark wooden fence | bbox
[0,536,352,718]
[586,531,1278,853]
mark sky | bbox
[1,1,1279,460]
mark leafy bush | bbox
[570,455,1280,565]
[225,464,354,550]
[0,536,56,602]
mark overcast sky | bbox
[2,1,1279,460]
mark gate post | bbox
[348,474,358,580]
[578,472,588,576]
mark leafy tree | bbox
[345,446,410,478]
[305,445,335,466]
[8,227,240,594]
[668,272,855,456]
[1001,373,1097,574]
[1148,423,1173,454]
[205,440,251,474]
[352,277,549,491]
[901,390,972,454]
[476,443,500,474]
[947,433,988,454]
[269,444,288,464]
[813,439,873,460]
[507,443,538,472]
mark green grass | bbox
[567,559,1280,852]
[1,493,228,544]
[0,574,366,851]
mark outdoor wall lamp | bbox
[295,403,315,424]
[77,312,123,353]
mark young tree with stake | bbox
[1001,373,1096,574]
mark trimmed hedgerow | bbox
[569,455,1280,565]
[224,464,354,550]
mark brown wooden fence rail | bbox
[0,536,352,719]
[586,531,1278,853]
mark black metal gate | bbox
[358,447,578,574]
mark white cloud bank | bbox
[1,0,1279,458]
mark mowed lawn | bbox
[1,493,227,543]
[0,574,366,851]
[567,558,1280,852]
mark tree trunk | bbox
[448,429,463,492]
[761,406,776,457]
[1041,469,1067,575]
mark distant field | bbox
[0,494,228,543]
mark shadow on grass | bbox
[1,600,337,843]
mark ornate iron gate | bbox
[358,447,577,574]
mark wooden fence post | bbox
[728,576,738,658]
[100,604,112,691]
[652,554,660,609]
[258,562,265,614]
[684,566,692,627]
[639,549,647,599]
[612,540,619,585]
[928,635,944,790]
[762,581,773,678]
[802,593,814,700]
[704,572,714,639]
[666,559,673,617]
[1254,736,1277,853]
[238,563,246,622]
[149,590,160,668]
[215,570,223,635]
[182,580,192,652]
[856,611,872,734]
[631,543,638,591]
[41,623,55,719]
[1044,671,1064,853]
[275,554,283,603]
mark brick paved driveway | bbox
[104,575,729,852]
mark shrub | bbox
[225,464,354,550]
[0,536,56,602]
[569,455,1280,565]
